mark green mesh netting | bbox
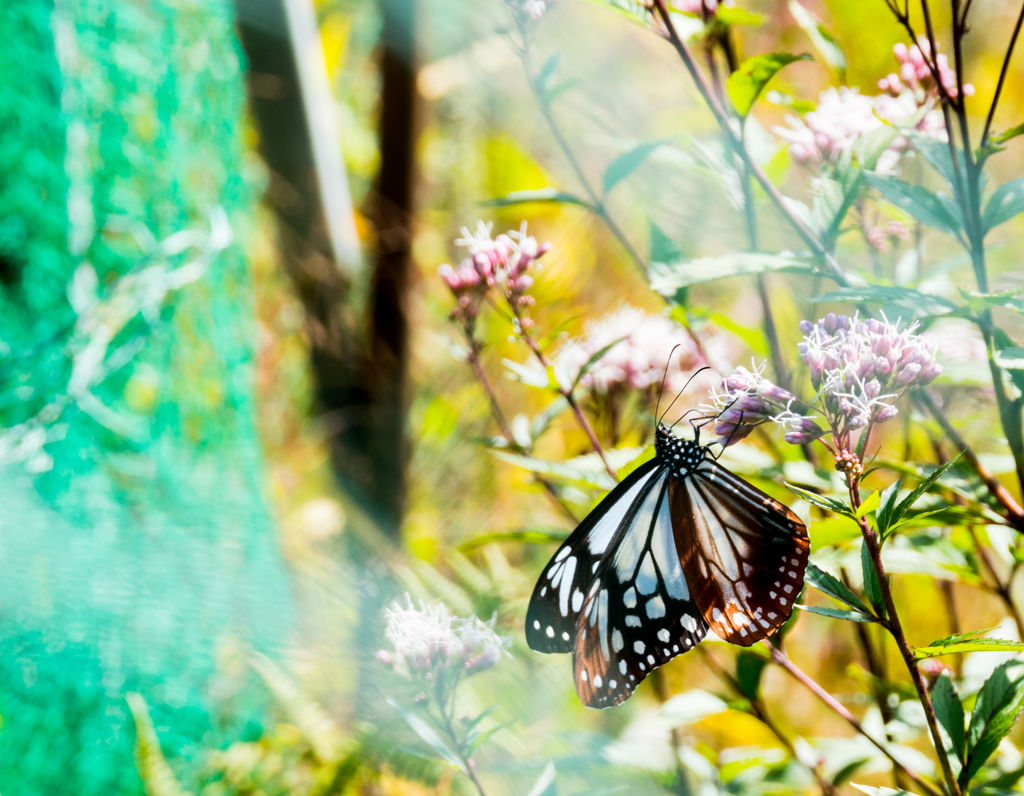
[0,2,290,791]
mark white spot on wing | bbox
[634,640,645,654]
[559,556,577,616]
[623,587,637,609]
[635,551,658,596]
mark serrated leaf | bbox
[885,452,964,535]
[650,252,813,296]
[387,698,464,771]
[810,286,958,320]
[905,131,963,194]
[805,563,871,613]
[915,638,1024,659]
[861,542,887,619]
[798,604,877,622]
[726,52,812,117]
[785,482,854,516]
[932,673,965,777]
[482,188,592,209]
[963,660,1024,785]
[984,177,1024,233]
[864,172,964,237]
[603,140,672,195]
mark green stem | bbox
[848,474,962,796]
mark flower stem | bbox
[764,642,943,796]
[848,476,962,796]
[515,23,647,277]
[515,317,617,480]
[981,1,1024,146]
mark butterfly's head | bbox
[655,424,707,476]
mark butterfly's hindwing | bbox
[573,472,708,708]
[526,459,662,652]
[670,460,809,646]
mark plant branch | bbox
[914,389,1024,526]
[515,24,647,276]
[649,0,849,287]
[765,642,943,796]
[698,646,839,796]
[982,2,1024,146]
[849,475,962,796]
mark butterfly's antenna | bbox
[654,344,683,428]
[659,365,712,426]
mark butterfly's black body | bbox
[526,424,809,708]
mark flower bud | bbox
[873,404,899,422]
[824,312,838,333]
[896,362,922,386]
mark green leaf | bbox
[810,286,958,320]
[735,650,769,699]
[850,786,912,796]
[964,660,1024,785]
[864,172,964,238]
[995,346,1024,369]
[787,1,846,74]
[764,89,815,113]
[727,53,812,117]
[491,450,617,490]
[603,140,672,195]
[854,126,900,171]
[875,478,902,536]
[649,220,682,264]
[650,252,813,296]
[991,123,1024,146]
[706,311,769,355]
[984,177,1024,233]
[387,698,465,771]
[784,482,854,516]
[855,489,881,518]
[915,637,1024,659]
[932,673,965,777]
[526,762,557,796]
[885,452,965,535]
[798,604,877,622]
[906,130,963,194]
[482,188,592,209]
[573,337,627,389]
[861,542,887,619]
[716,6,763,26]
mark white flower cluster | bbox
[380,597,511,681]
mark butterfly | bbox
[525,391,809,708]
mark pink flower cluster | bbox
[775,39,970,170]
[866,220,910,254]
[878,37,975,101]
[710,314,941,451]
[528,306,708,395]
[438,221,551,325]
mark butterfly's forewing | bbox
[669,460,809,646]
[573,473,708,708]
[526,459,663,653]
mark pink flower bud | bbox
[893,43,909,62]
[896,362,922,386]
[874,404,899,422]
[376,650,394,666]
[824,313,838,333]
[918,363,942,385]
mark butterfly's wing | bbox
[526,458,664,652]
[669,460,809,646]
[573,472,708,708]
